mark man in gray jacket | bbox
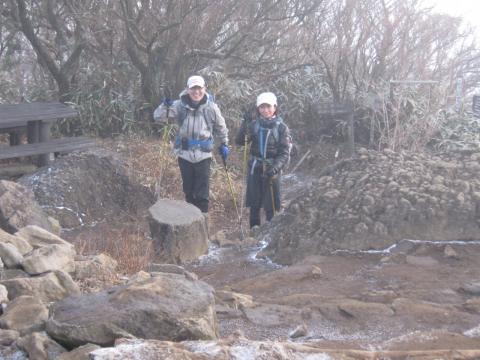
[154,75,229,213]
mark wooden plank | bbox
[0,102,77,126]
[0,164,37,177]
[0,137,95,160]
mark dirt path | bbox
[184,172,480,350]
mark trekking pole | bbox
[269,176,276,216]
[238,134,249,238]
[155,124,173,199]
[221,157,245,239]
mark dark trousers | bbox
[249,207,274,228]
[178,157,211,213]
[246,162,281,228]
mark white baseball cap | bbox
[256,92,277,107]
[187,75,205,88]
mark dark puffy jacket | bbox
[235,116,291,172]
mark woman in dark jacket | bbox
[236,92,291,228]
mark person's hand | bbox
[266,166,278,177]
[218,143,229,163]
[163,97,174,107]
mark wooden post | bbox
[38,121,52,166]
[27,121,40,143]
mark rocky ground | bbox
[1,138,480,359]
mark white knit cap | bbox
[256,92,277,107]
[187,75,205,88]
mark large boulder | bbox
[46,272,218,347]
[18,153,154,229]
[0,180,54,234]
[148,199,208,264]
[261,149,480,264]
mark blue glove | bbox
[163,97,174,107]
[266,166,278,177]
[218,143,229,163]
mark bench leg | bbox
[38,121,52,166]
[9,132,21,146]
[27,121,40,143]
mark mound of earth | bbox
[260,148,480,264]
[18,153,154,229]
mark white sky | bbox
[423,0,479,37]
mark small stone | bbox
[444,245,459,259]
[289,323,308,338]
[461,282,480,295]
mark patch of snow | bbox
[185,341,223,356]
[464,325,480,337]
[41,204,85,228]
[195,244,224,265]
[333,239,480,255]
[229,344,259,359]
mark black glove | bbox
[265,166,278,177]
[163,97,174,107]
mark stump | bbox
[148,199,208,264]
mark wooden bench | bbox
[0,102,95,166]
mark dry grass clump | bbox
[75,220,153,275]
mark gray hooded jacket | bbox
[154,92,229,163]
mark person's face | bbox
[258,103,276,118]
[188,86,206,102]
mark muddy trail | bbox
[185,172,480,351]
